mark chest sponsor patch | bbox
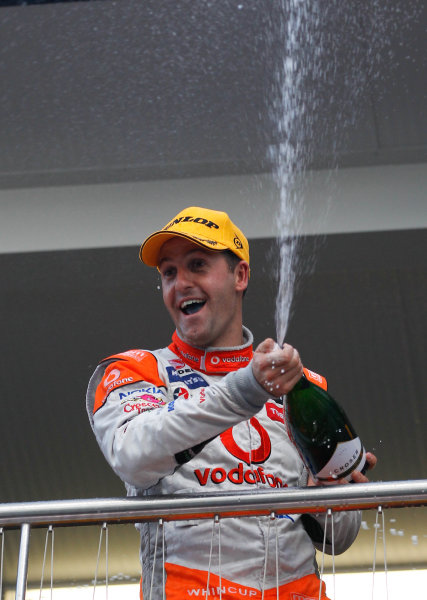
[220,418,271,465]
[266,402,285,424]
[173,387,190,400]
[168,358,187,370]
[166,366,207,389]
[194,462,287,489]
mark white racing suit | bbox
[86,327,361,600]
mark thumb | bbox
[255,338,277,354]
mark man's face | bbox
[158,237,248,348]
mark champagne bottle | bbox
[285,368,367,484]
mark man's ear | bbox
[235,261,249,292]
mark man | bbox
[86,206,375,600]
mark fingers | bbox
[254,338,279,354]
[364,452,377,470]
[308,450,378,487]
[252,339,304,396]
[306,451,378,487]
[351,471,370,484]
[350,452,378,483]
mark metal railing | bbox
[1,479,427,599]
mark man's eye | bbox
[191,260,205,271]
[161,267,175,278]
[191,258,206,270]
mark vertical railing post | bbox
[15,523,31,600]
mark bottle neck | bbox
[291,373,310,393]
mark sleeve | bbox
[86,351,271,490]
[301,510,361,555]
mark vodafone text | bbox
[194,463,287,488]
[106,376,133,394]
[179,350,200,363]
[211,355,250,365]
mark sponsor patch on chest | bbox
[266,401,285,424]
[166,366,207,389]
[193,463,287,488]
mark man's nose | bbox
[174,268,193,291]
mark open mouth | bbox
[180,299,206,315]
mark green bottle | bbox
[285,369,367,484]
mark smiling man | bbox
[86,206,374,600]
[158,237,247,348]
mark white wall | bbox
[0,162,426,254]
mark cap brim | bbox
[139,230,229,266]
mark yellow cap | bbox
[140,206,250,266]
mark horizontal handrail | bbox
[1,479,427,528]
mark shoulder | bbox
[87,349,166,415]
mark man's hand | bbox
[307,452,378,486]
[252,338,303,397]
[350,451,377,483]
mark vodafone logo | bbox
[222,356,249,363]
[103,367,134,393]
[103,368,121,388]
[220,418,271,465]
[194,463,286,489]
[210,355,249,365]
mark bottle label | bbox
[314,437,366,483]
